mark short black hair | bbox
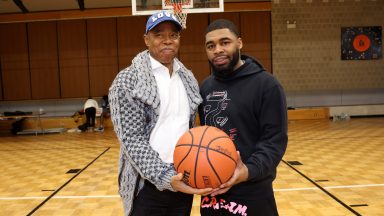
[205,19,240,37]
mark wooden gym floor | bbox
[0,117,383,216]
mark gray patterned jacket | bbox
[109,50,202,215]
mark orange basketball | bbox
[173,125,238,189]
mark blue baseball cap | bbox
[145,11,182,33]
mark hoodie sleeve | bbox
[245,83,288,181]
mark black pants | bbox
[200,186,278,216]
[84,107,96,127]
[131,180,193,216]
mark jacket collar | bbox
[131,50,161,112]
[131,50,202,115]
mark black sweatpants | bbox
[200,184,278,216]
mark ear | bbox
[144,34,150,47]
[237,37,243,50]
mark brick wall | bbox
[272,0,384,91]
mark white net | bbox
[165,0,189,29]
[174,12,188,29]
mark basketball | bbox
[173,125,238,189]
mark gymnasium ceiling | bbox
[0,0,270,14]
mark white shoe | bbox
[95,127,104,132]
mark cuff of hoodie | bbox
[245,163,260,181]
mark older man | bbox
[109,11,211,216]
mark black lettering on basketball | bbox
[206,136,237,184]
[203,176,212,188]
[183,170,190,185]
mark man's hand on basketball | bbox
[210,151,248,197]
[171,173,213,196]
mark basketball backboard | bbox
[131,0,224,15]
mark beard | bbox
[209,49,240,75]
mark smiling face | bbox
[205,28,243,73]
[144,21,180,68]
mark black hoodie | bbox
[199,55,288,196]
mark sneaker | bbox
[95,127,104,132]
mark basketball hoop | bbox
[164,0,191,29]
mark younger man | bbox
[199,19,288,216]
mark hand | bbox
[211,151,248,197]
[171,173,212,196]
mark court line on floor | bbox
[26,147,110,216]
[289,134,384,141]
[282,159,362,216]
[275,183,384,191]
[1,183,383,200]
[0,146,116,152]
[0,195,120,200]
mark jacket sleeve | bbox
[246,84,288,181]
[109,81,177,192]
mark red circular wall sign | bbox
[353,34,371,52]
